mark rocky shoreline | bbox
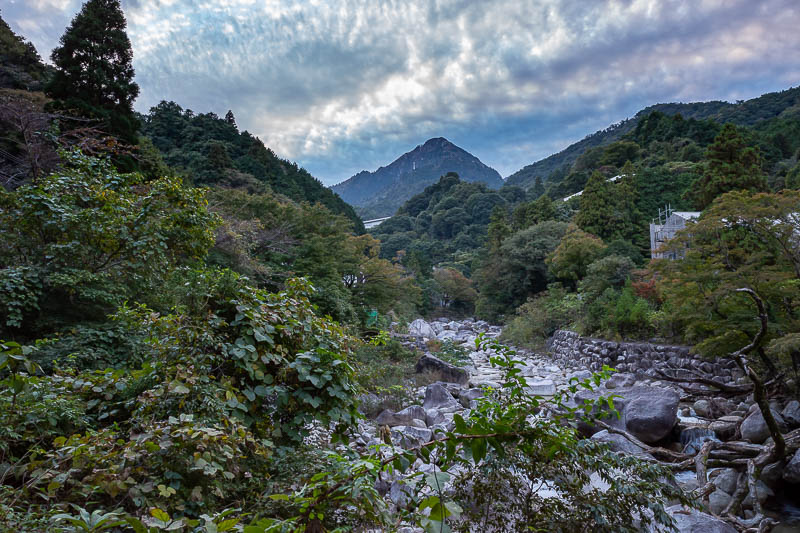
[351,317,800,532]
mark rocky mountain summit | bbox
[331,137,503,219]
[350,318,800,532]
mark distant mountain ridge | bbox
[332,137,503,218]
[505,86,800,189]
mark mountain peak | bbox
[332,138,502,218]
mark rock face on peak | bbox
[331,137,503,218]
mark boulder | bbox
[710,468,739,495]
[415,354,469,385]
[782,400,800,428]
[408,318,435,339]
[605,373,636,389]
[422,383,461,411]
[708,489,732,515]
[660,505,737,533]
[375,405,427,427]
[693,399,712,418]
[617,386,680,444]
[740,408,785,444]
[709,416,742,441]
[784,449,800,484]
[390,426,433,448]
[591,429,652,458]
[742,480,773,508]
[576,385,679,443]
[459,388,484,408]
[424,408,446,427]
[528,379,556,396]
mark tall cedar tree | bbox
[691,123,767,209]
[46,0,140,143]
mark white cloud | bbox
[3,0,799,183]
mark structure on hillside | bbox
[649,206,701,259]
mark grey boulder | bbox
[578,386,679,444]
[660,505,737,533]
[408,319,435,339]
[782,400,800,428]
[422,383,462,411]
[375,405,427,427]
[740,408,785,444]
[784,449,800,484]
[415,354,469,385]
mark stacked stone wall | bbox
[547,330,744,381]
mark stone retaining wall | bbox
[547,330,744,381]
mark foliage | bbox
[653,189,799,362]
[0,14,53,91]
[0,151,218,338]
[547,224,606,286]
[501,284,582,348]
[45,0,140,143]
[432,267,477,314]
[691,123,768,209]
[241,337,690,532]
[140,101,361,227]
[474,221,568,321]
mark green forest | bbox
[1,1,800,532]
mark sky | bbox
[4,0,799,186]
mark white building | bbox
[650,208,700,259]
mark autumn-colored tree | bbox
[433,267,477,313]
[654,189,799,368]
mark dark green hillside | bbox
[141,101,363,230]
[506,86,800,191]
[0,15,52,90]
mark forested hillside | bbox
[0,15,53,90]
[140,101,362,228]
[506,86,800,192]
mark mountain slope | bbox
[0,15,53,91]
[332,137,503,218]
[140,101,363,230]
[506,86,800,190]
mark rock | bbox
[389,480,414,508]
[357,393,382,417]
[710,468,739,495]
[761,461,783,488]
[409,418,427,429]
[742,480,773,508]
[576,386,679,443]
[740,408,785,444]
[693,399,712,418]
[591,429,652,458]
[528,379,556,396]
[422,383,461,411]
[459,388,484,408]
[708,489,732,515]
[659,505,737,533]
[408,319,435,339]
[567,370,592,382]
[709,416,742,441]
[375,405,427,427]
[605,373,636,389]
[425,408,445,427]
[414,354,469,385]
[390,426,433,448]
[784,449,800,484]
[782,400,800,428]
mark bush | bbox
[501,284,582,349]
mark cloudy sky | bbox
[4,0,799,185]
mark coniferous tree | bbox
[691,123,767,209]
[531,175,545,199]
[45,0,140,143]
[225,110,237,128]
[575,171,623,240]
